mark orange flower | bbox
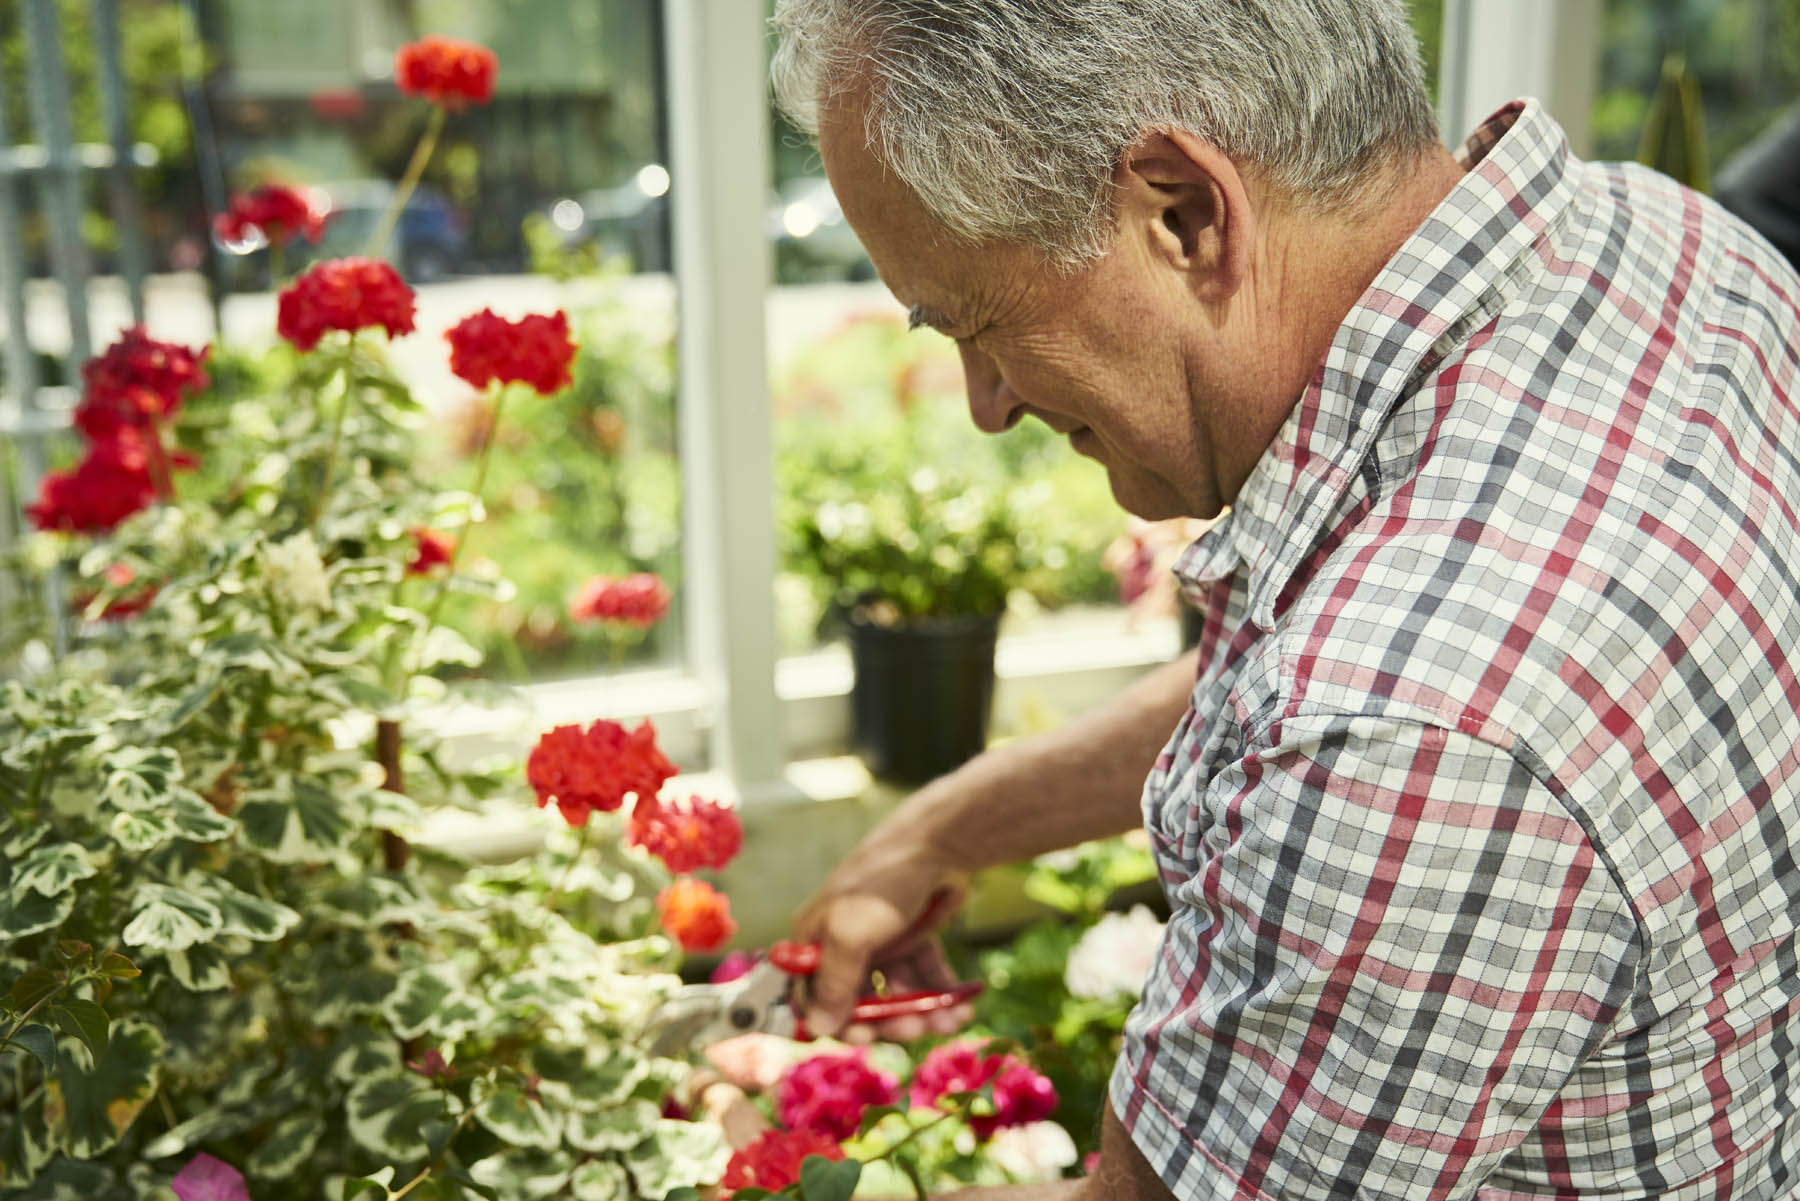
[445,308,576,396]
[395,36,498,109]
[277,258,416,351]
[657,879,736,951]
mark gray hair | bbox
[771,1,1440,264]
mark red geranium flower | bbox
[909,1040,1058,1139]
[526,718,675,828]
[719,1128,844,1194]
[395,36,498,109]
[277,257,417,351]
[74,326,209,441]
[777,1049,900,1142]
[656,878,736,951]
[27,432,162,534]
[213,183,329,248]
[445,308,576,396]
[569,572,670,628]
[629,795,743,874]
[407,527,455,575]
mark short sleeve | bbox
[1111,713,1641,1201]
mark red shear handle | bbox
[850,980,985,1023]
[791,981,985,1041]
[772,887,964,978]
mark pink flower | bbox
[710,949,758,984]
[776,1048,900,1142]
[909,1039,1057,1139]
[171,1153,250,1201]
[407,1047,453,1079]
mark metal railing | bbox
[1,0,154,634]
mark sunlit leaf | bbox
[0,888,75,940]
[623,1120,730,1199]
[569,1159,632,1201]
[466,1147,575,1200]
[345,1073,449,1161]
[473,1086,562,1150]
[188,875,301,942]
[122,886,222,953]
[236,780,354,863]
[565,1101,658,1153]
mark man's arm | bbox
[796,648,1198,1038]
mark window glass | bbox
[0,0,686,684]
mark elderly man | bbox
[771,2,1800,1198]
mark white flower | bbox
[986,1121,1078,1183]
[1063,904,1165,1000]
[264,532,331,611]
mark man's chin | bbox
[1106,468,1207,522]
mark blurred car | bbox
[538,168,874,282]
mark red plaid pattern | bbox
[1113,100,1800,1200]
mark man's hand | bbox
[790,807,975,1042]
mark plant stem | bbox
[404,385,510,682]
[267,240,285,289]
[387,1093,479,1200]
[867,1107,956,1164]
[308,341,357,534]
[365,106,445,262]
[3,982,66,1048]
[541,822,593,913]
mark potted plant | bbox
[773,317,1038,783]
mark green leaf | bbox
[799,1155,862,1201]
[46,1018,162,1157]
[473,1087,562,1150]
[166,945,232,992]
[247,1110,324,1179]
[661,1191,704,1201]
[50,999,108,1059]
[162,672,224,733]
[320,873,429,928]
[8,966,62,1012]
[14,1154,110,1200]
[466,1148,575,1200]
[12,845,97,899]
[341,1171,395,1201]
[236,780,355,863]
[897,1153,929,1201]
[140,1107,250,1159]
[189,875,301,942]
[7,1023,57,1073]
[0,1084,58,1188]
[382,964,483,1042]
[168,789,236,843]
[110,808,182,853]
[565,1100,658,1153]
[122,885,222,953]
[0,887,75,940]
[97,952,140,980]
[569,1160,632,1201]
[623,1120,731,1199]
[345,1072,451,1161]
[330,1026,401,1084]
[539,1047,647,1111]
[100,747,182,812]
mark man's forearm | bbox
[907,649,1198,873]
[934,1183,1087,1201]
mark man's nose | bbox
[958,342,1023,434]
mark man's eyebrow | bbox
[906,303,959,332]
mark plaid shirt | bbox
[1111,99,1800,1200]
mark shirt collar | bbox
[1175,99,1578,629]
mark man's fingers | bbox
[804,899,900,1038]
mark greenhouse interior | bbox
[2,1,1799,1198]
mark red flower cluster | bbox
[407,527,455,575]
[629,795,742,873]
[445,308,576,396]
[213,183,329,248]
[30,327,211,535]
[74,325,209,441]
[719,1128,844,1194]
[777,1049,900,1142]
[656,878,736,951]
[909,1040,1059,1139]
[395,36,498,109]
[277,258,417,351]
[525,718,675,828]
[569,572,670,628]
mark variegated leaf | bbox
[345,1073,451,1161]
[236,780,354,863]
[566,1101,659,1153]
[467,1148,576,1201]
[247,1110,324,1179]
[623,1121,730,1200]
[569,1159,632,1201]
[0,888,75,941]
[122,886,221,953]
[474,1086,562,1150]
[12,844,96,900]
[45,1019,162,1158]
[188,875,301,942]
[100,747,182,812]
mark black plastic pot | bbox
[847,609,1001,785]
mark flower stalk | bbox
[366,105,445,260]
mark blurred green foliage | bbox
[773,314,1121,638]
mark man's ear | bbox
[1117,129,1254,304]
